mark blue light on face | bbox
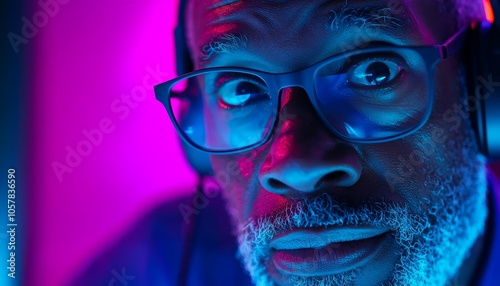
[313,53,429,141]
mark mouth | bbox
[269,226,391,276]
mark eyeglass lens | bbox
[169,48,431,151]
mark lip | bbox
[269,226,391,276]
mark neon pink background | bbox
[28,1,196,285]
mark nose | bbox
[258,87,363,195]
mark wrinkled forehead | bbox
[185,0,457,68]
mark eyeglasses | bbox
[155,27,467,154]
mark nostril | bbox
[260,155,362,194]
[314,171,349,189]
[268,178,287,190]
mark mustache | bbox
[238,193,417,241]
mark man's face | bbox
[187,0,488,285]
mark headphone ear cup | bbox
[468,19,500,160]
[481,20,500,160]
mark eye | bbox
[216,79,268,108]
[348,59,402,87]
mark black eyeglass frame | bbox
[155,26,468,154]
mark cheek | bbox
[209,149,265,221]
[357,60,471,210]
[356,138,436,211]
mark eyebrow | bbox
[200,33,248,61]
[327,6,406,31]
[198,5,408,63]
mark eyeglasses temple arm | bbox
[438,25,469,59]
[154,82,184,106]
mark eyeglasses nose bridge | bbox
[266,69,317,104]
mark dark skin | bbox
[186,0,486,284]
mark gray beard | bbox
[231,130,488,286]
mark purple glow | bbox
[28,1,197,285]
